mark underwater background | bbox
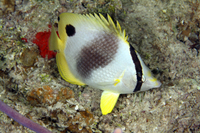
[0,0,200,132]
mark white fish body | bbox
[49,13,161,115]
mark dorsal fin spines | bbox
[94,13,101,22]
[94,13,107,29]
[123,29,126,38]
[107,14,116,30]
[89,13,95,19]
[125,35,128,40]
[116,21,126,39]
[116,21,121,32]
[106,14,127,41]
[99,13,109,25]
[86,13,127,40]
[88,13,98,26]
[86,13,89,16]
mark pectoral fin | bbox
[49,25,63,51]
[100,91,120,115]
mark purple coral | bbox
[0,100,51,133]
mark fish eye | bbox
[58,16,60,22]
[65,24,76,37]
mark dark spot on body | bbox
[77,33,119,78]
[58,16,60,22]
[66,24,76,36]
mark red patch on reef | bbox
[32,30,56,59]
[22,25,57,59]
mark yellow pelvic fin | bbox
[56,53,85,86]
[114,70,126,86]
[100,91,120,115]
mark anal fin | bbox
[100,91,120,115]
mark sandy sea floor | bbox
[0,0,200,132]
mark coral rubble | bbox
[0,0,200,132]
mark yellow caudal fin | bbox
[56,53,85,86]
[100,91,120,115]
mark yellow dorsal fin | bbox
[100,91,120,115]
[116,21,121,32]
[59,13,128,41]
[105,14,128,40]
[88,13,128,41]
[122,29,126,39]
[99,13,109,25]
[125,35,128,40]
[94,13,107,29]
[107,14,117,30]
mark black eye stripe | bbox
[130,45,143,92]
[65,24,76,37]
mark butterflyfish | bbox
[49,13,161,115]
